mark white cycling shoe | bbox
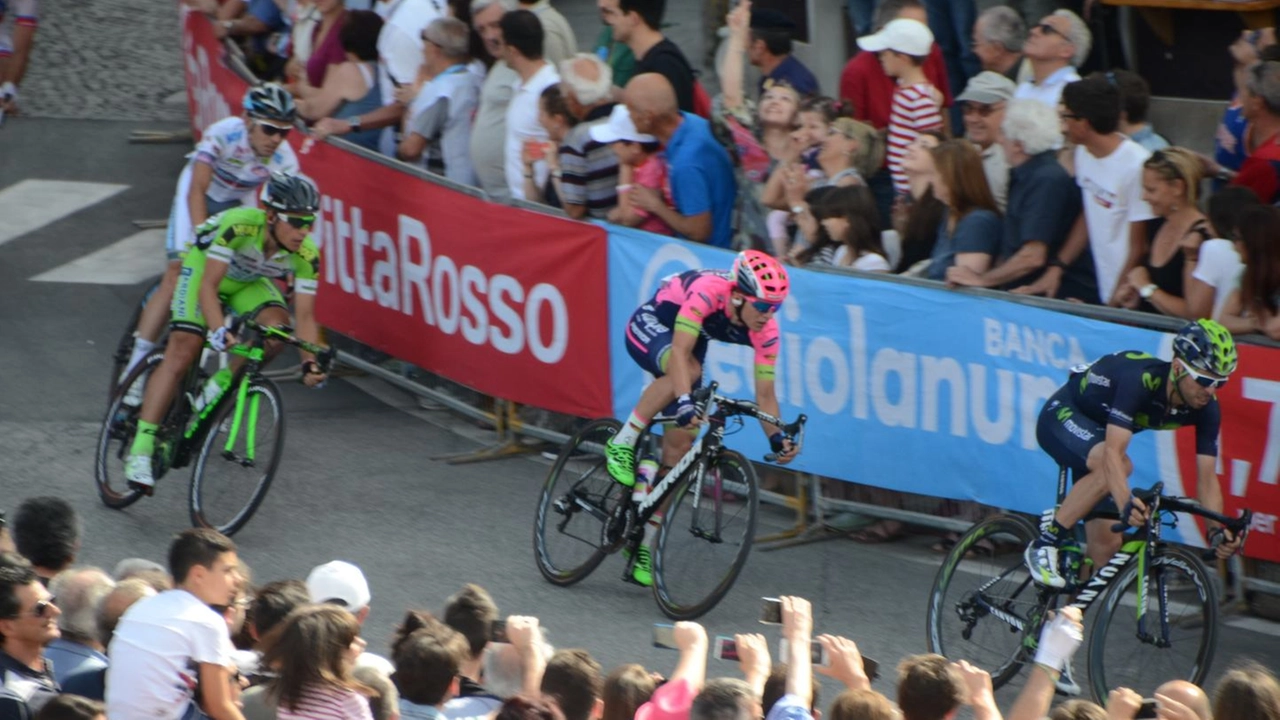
[1024,544,1067,589]
[1055,660,1082,696]
[124,455,156,495]
[121,377,145,408]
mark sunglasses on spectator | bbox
[749,299,782,314]
[282,214,316,230]
[1182,363,1228,389]
[8,597,57,620]
[257,122,292,138]
[962,102,1003,117]
[1035,22,1068,40]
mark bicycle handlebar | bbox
[1109,482,1253,557]
[690,382,808,463]
[229,318,334,372]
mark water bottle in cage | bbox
[634,432,661,503]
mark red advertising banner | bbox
[181,6,251,140]
[298,140,613,418]
[1174,343,1280,563]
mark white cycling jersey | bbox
[165,116,299,259]
[0,0,38,57]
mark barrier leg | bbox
[758,474,876,551]
[755,472,810,544]
[430,399,541,465]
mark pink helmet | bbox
[732,250,790,303]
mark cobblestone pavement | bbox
[16,0,188,121]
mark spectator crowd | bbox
[3,495,1278,720]
[173,0,1280,340]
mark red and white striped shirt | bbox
[277,685,374,720]
[887,82,943,194]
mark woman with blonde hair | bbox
[924,139,1001,281]
[260,605,374,720]
[1125,146,1211,316]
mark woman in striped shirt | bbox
[261,605,375,720]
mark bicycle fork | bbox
[221,379,259,468]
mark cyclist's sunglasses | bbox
[256,122,292,138]
[1181,363,1228,389]
[282,214,315,230]
[749,299,782,314]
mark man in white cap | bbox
[590,103,673,236]
[857,17,943,195]
[956,70,1015,211]
[306,560,394,674]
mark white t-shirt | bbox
[1192,238,1245,320]
[832,246,891,272]
[1074,138,1154,303]
[105,589,235,720]
[1014,65,1081,111]
[504,62,560,200]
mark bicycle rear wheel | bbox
[926,513,1042,688]
[108,277,163,399]
[1087,545,1218,701]
[95,351,164,509]
[653,449,758,620]
[533,418,626,586]
[189,377,285,536]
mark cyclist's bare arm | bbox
[187,161,216,230]
[1101,424,1136,512]
[1194,453,1242,555]
[200,258,231,332]
[667,329,700,398]
[754,377,783,437]
[293,292,321,365]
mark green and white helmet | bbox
[1173,319,1238,377]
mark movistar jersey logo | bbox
[1126,352,1155,360]
[1057,407,1073,422]
[1142,372,1161,391]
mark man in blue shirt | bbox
[624,73,737,248]
[748,10,818,98]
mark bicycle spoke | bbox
[534,419,623,586]
[190,380,284,536]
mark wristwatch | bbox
[1139,283,1159,299]
[346,115,362,132]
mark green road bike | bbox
[926,473,1252,701]
[96,319,331,535]
[534,382,806,619]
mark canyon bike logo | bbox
[1068,550,1134,609]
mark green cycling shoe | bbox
[605,439,637,488]
[628,545,654,587]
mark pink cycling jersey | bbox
[653,270,781,381]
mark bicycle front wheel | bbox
[1087,545,1218,701]
[533,418,626,586]
[189,378,285,536]
[926,513,1041,688]
[653,449,758,620]
[95,351,164,509]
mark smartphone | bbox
[714,636,739,661]
[490,619,508,644]
[524,139,546,161]
[760,597,782,625]
[778,638,828,667]
[1136,699,1158,719]
[653,623,678,650]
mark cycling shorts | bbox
[624,302,706,418]
[165,163,244,261]
[0,0,37,57]
[1037,387,1106,481]
[171,269,286,336]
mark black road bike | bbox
[534,382,806,619]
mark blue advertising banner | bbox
[605,226,1204,542]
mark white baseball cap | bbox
[306,560,371,612]
[857,18,934,57]
[590,103,657,145]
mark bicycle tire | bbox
[653,449,759,620]
[533,418,625,586]
[108,277,163,400]
[1087,545,1219,701]
[189,377,286,536]
[925,513,1041,688]
[95,351,165,509]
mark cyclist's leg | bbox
[128,260,183,373]
[226,279,290,367]
[607,304,683,486]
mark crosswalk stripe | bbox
[30,229,165,285]
[0,179,130,247]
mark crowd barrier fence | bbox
[179,7,1280,599]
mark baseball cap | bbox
[306,560,371,612]
[957,71,1016,105]
[590,103,657,144]
[634,678,695,720]
[857,18,934,57]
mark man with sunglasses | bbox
[604,250,799,586]
[1025,319,1244,596]
[0,552,61,718]
[1013,10,1088,112]
[124,173,327,494]
[119,84,301,405]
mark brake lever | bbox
[764,415,806,463]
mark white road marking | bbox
[0,179,129,247]
[30,229,165,285]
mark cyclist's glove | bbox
[769,432,787,454]
[209,326,232,352]
[675,394,698,427]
